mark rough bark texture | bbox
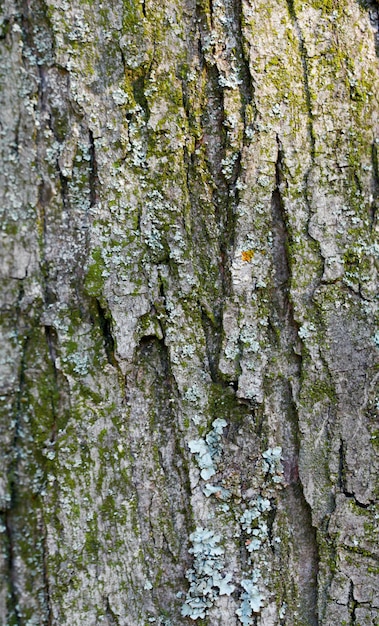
[1,0,379,624]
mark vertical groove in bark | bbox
[348,580,357,625]
[4,509,20,626]
[95,300,118,369]
[271,145,319,625]
[359,0,379,57]
[5,328,29,626]
[88,129,99,209]
[370,140,379,228]
[195,1,241,286]
[201,307,223,383]
[106,597,119,625]
[233,0,254,111]
[126,335,193,617]
[338,438,346,494]
[40,511,52,626]
[43,326,59,448]
[284,0,315,160]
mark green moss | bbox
[300,375,337,406]
[84,248,106,297]
[208,383,250,427]
[370,428,379,450]
[2,221,18,235]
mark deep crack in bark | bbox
[285,0,315,160]
[5,329,29,625]
[96,299,118,368]
[89,129,99,209]
[40,511,52,625]
[271,145,320,626]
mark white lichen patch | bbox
[262,447,284,484]
[236,575,264,625]
[181,528,235,620]
[188,418,227,480]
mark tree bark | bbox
[1,0,379,624]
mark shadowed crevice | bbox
[4,331,29,626]
[127,336,193,620]
[40,512,52,626]
[0,17,11,40]
[284,483,319,625]
[43,325,59,446]
[270,146,320,625]
[348,579,358,625]
[200,306,223,383]
[132,72,150,122]
[105,597,119,625]
[270,138,297,329]
[95,299,118,368]
[285,0,315,160]
[195,3,240,277]
[233,0,254,108]
[357,0,379,57]
[4,508,20,626]
[19,0,55,67]
[370,140,379,229]
[88,129,99,209]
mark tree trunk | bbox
[1,0,379,624]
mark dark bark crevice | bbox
[18,0,55,68]
[208,0,214,29]
[284,483,320,625]
[194,10,238,292]
[88,129,99,209]
[95,299,118,368]
[4,329,29,626]
[270,146,320,626]
[106,597,119,625]
[44,69,73,144]
[4,508,20,626]
[283,2,320,279]
[233,0,254,110]
[370,140,379,229]
[13,114,21,157]
[284,0,316,160]
[0,17,11,40]
[338,438,346,494]
[58,169,70,212]
[132,71,150,122]
[357,0,379,57]
[271,139,299,342]
[348,579,357,625]
[40,512,52,626]
[200,306,223,383]
[127,335,193,620]
[37,183,56,307]
[271,146,291,296]
[43,325,59,446]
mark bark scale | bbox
[0,0,379,624]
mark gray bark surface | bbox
[0,0,379,624]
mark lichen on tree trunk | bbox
[1,0,379,624]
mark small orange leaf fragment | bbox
[241,249,254,262]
